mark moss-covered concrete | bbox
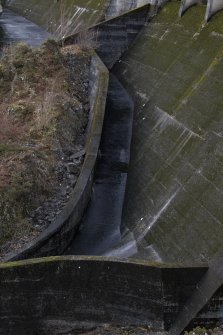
[114,2,223,263]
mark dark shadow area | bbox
[65,74,134,256]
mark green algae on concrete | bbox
[5,0,109,37]
[114,2,223,263]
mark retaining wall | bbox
[0,257,209,335]
[4,54,109,262]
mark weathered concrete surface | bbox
[64,5,150,69]
[114,2,223,263]
[4,55,108,262]
[4,0,109,37]
[0,256,210,334]
[66,74,134,256]
[179,0,201,17]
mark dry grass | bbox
[75,28,99,51]
[0,113,23,142]
[0,40,67,247]
[35,84,57,131]
[0,38,91,253]
[48,1,99,51]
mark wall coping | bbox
[0,255,208,269]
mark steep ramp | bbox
[114,2,223,263]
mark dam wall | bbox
[64,5,150,69]
[1,1,223,333]
[4,54,109,262]
[114,1,223,264]
[0,257,212,335]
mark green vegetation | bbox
[184,327,207,335]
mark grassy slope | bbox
[0,40,90,250]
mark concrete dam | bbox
[1,1,223,334]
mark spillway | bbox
[2,0,223,266]
[1,1,223,333]
[114,1,223,264]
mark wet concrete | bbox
[66,74,134,256]
[0,8,49,53]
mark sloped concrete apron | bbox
[4,54,109,262]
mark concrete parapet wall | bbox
[4,54,109,262]
[0,257,209,334]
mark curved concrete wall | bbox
[179,0,201,17]
[179,0,223,21]
[206,0,223,21]
[4,54,109,262]
[0,256,211,334]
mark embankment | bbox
[4,54,108,262]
